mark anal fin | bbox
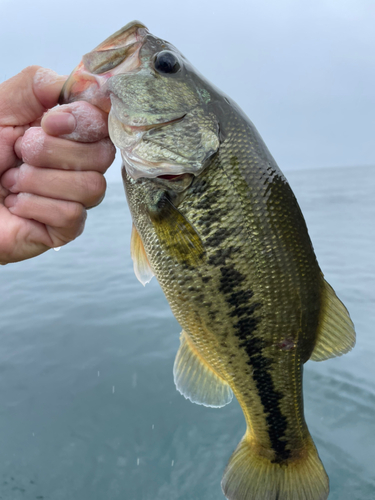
[130,223,154,286]
[173,331,233,408]
[310,278,356,362]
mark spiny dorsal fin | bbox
[130,223,154,286]
[310,278,356,362]
[173,331,233,408]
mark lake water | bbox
[1,165,374,500]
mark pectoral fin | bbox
[310,279,356,361]
[149,197,205,266]
[173,331,233,408]
[130,224,154,286]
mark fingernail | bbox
[14,136,23,159]
[21,128,45,164]
[4,194,18,209]
[41,111,77,136]
[2,168,19,191]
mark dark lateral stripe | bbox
[218,263,290,462]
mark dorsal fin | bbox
[130,223,154,286]
[310,279,356,361]
[173,330,233,408]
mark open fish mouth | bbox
[157,173,186,180]
[59,21,148,112]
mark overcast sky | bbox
[1,0,374,182]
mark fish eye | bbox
[154,51,181,75]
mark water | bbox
[1,166,374,500]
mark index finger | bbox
[16,127,115,173]
[41,101,110,143]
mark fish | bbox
[60,21,356,500]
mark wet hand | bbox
[0,66,116,264]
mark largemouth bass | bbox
[60,21,356,500]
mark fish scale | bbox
[60,21,356,500]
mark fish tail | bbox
[221,432,329,500]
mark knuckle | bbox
[76,210,87,237]
[63,202,85,228]
[96,138,116,170]
[21,128,45,165]
[67,101,108,143]
[88,173,107,205]
[76,172,106,208]
[106,139,117,161]
[21,65,42,78]
[50,209,87,246]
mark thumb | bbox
[0,66,67,126]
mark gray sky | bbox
[1,0,374,182]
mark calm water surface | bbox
[1,166,374,499]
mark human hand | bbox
[0,66,116,264]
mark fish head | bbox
[60,21,221,180]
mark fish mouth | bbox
[59,21,148,111]
[119,114,186,135]
[158,174,185,180]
